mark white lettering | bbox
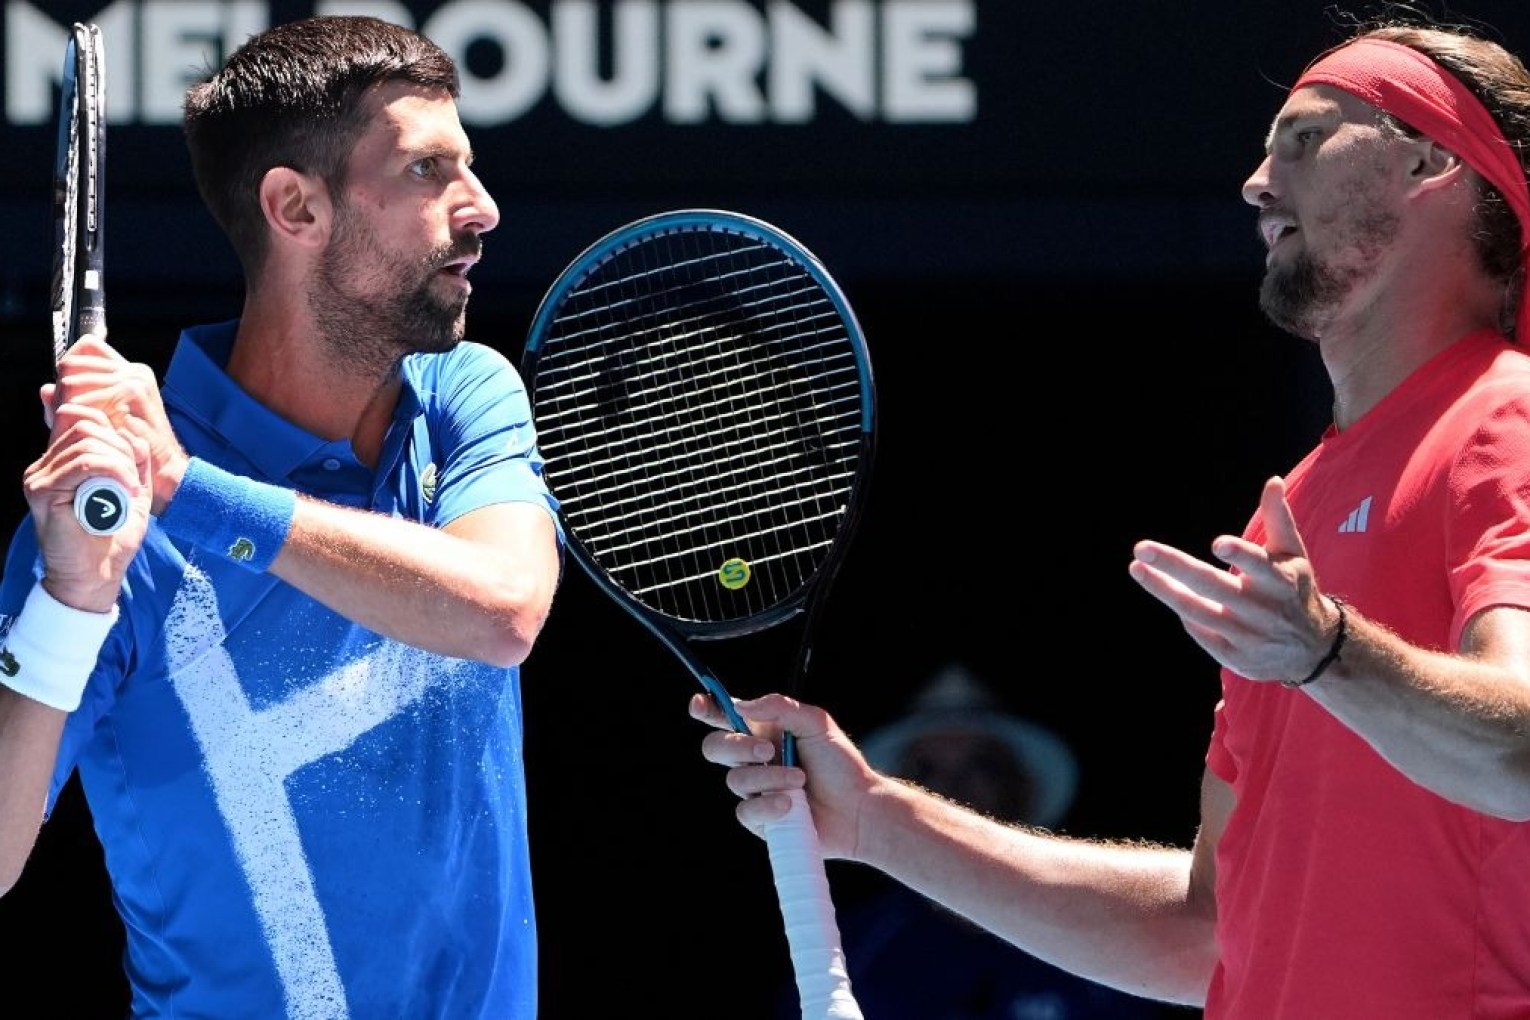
[551,0,658,127]
[4,2,66,123]
[317,0,414,26]
[426,0,550,124]
[768,0,874,123]
[4,1,976,127]
[666,1,766,124]
[884,0,975,122]
[98,2,141,122]
[141,1,268,122]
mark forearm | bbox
[1305,605,1530,819]
[859,780,1217,1005]
[270,498,559,666]
[0,689,66,895]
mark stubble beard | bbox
[311,207,470,377]
[1258,253,1341,341]
[1258,201,1399,343]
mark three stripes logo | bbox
[1338,496,1373,534]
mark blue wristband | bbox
[158,458,296,571]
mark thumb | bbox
[1259,475,1309,559]
[39,383,57,431]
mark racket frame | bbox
[51,22,127,537]
[524,208,877,728]
[521,208,875,1018]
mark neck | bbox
[1320,272,1501,430]
[226,298,403,468]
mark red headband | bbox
[1296,37,1530,341]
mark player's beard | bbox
[1258,179,1399,342]
[311,199,475,375]
[1259,251,1349,341]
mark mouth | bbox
[434,251,480,293]
[438,254,479,277]
[1259,214,1298,252]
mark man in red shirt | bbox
[694,13,1530,1018]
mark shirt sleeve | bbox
[421,342,562,539]
[1444,395,1530,646]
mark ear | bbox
[1407,138,1467,194]
[257,166,332,250]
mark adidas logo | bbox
[1338,496,1373,534]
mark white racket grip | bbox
[764,788,864,1020]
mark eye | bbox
[1272,125,1323,161]
[409,156,442,180]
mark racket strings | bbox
[532,226,867,628]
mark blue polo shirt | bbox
[1,321,560,1019]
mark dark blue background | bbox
[3,2,1527,1017]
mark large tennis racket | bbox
[51,21,129,537]
[522,209,874,1019]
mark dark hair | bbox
[183,15,460,282]
[1346,9,1530,328]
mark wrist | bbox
[40,575,121,616]
[0,581,118,711]
[153,450,190,517]
[157,458,296,571]
[1283,596,1348,689]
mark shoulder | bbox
[405,341,515,382]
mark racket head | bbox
[50,22,106,367]
[522,209,877,643]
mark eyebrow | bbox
[1263,97,1339,152]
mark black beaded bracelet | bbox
[1283,596,1347,689]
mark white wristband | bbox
[0,583,118,711]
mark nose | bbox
[1241,154,1275,209]
[456,167,500,235]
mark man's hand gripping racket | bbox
[51,22,130,537]
[521,210,875,1019]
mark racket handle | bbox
[765,789,863,1020]
[73,476,130,536]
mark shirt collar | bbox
[161,320,425,483]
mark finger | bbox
[48,401,131,452]
[62,331,116,359]
[725,763,804,800]
[700,728,775,767]
[689,691,746,734]
[35,410,141,494]
[1206,535,1274,580]
[1256,475,1309,560]
[127,419,154,487]
[53,368,131,418]
[39,383,57,430]
[1130,540,1238,606]
[35,443,140,503]
[736,791,798,834]
[1130,553,1245,641]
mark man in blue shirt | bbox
[0,16,563,1018]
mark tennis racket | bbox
[51,21,129,537]
[522,209,874,1020]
